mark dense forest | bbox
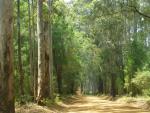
[0,0,150,113]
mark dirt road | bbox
[16,96,150,113]
[57,96,150,113]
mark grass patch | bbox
[117,96,150,110]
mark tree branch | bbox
[128,5,150,19]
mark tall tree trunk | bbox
[98,77,103,94]
[110,73,116,97]
[17,0,24,99]
[31,0,38,101]
[0,0,15,112]
[48,0,53,99]
[28,0,34,98]
[37,0,50,104]
[103,75,107,94]
[43,21,50,97]
[37,0,44,103]
[56,64,62,94]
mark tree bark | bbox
[48,0,54,99]
[31,0,38,101]
[0,0,15,112]
[37,0,44,103]
[43,21,50,97]
[37,0,50,104]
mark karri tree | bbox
[0,0,15,112]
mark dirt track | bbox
[16,96,150,113]
[57,96,150,113]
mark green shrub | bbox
[132,71,150,96]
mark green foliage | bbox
[132,71,150,95]
[13,0,150,104]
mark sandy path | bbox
[58,96,150,113]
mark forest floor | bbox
[16,96,150,113]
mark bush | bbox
[132,71,150,96]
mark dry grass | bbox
[117,96,150,110]
[16,103,56,113]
